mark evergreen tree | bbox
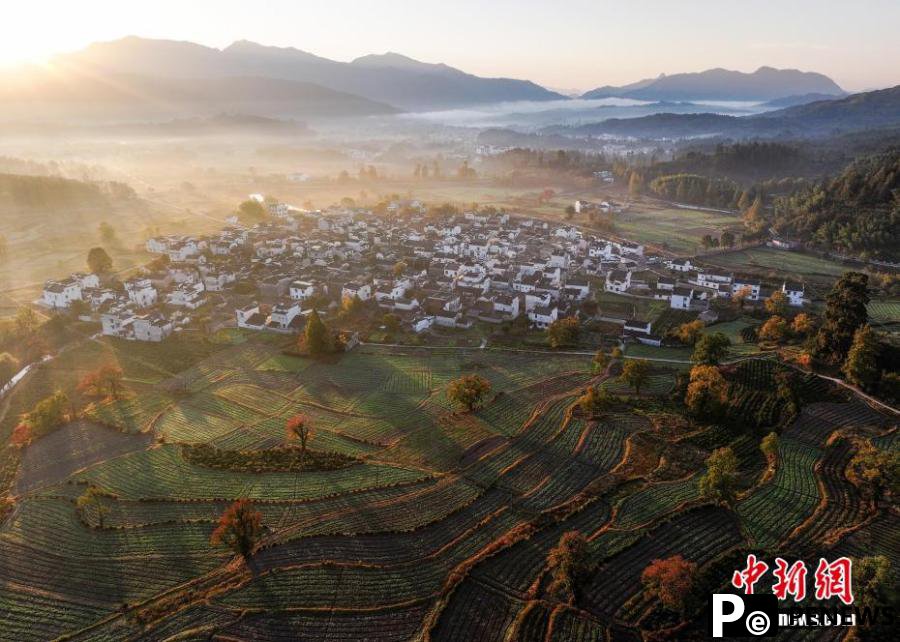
[814,272,870,364]
[842,325,880,390]
[303,309,331,357]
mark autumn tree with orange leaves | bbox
[210,500,262,559]
[641,555,698,612]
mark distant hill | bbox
[581,67,844,102]
[759,93,843,109]
[0,68,397,123]
[558,86,900,139]
[48,37,565,111]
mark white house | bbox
[605,270,632,294]
[289,280,316,301]
[411,315,434,333]
[666,258,693,273]
[124,279,158,308]
[132,313,173,342]
[342,282,372,302]
[528,305,559,329]
[268,301,304,333]
[493,293,520,318]
[782,282,806,307]
[236,303,266,330]
[564,278,591,300]
[732,279,761,301]
[167,283,207,310]
[41,279,82,309]
[670,287,694,310]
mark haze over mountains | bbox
[581,67,845,102]
[0,35,890,133]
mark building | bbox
[605,270,631,294]
[670,287,694,310]
[782,282,806,307]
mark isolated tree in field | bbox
[764,290,788,317]
[760,432,779,466]
[699,447,739,506]
[15,306,40,336]
[98,221,117,244]
[842,325,880,391]
[546,531,589,604]
[814,272,870,365]
[547,316,580,348]
[675,320,705,345]
[620,359,651,395]
[0,352,19,388]
[591,349,609,374]
[847,442,899,501]
[758,315,788,343]
[76,485,109,529]
[78,364,124,400]
[210,500,263,559]
[285,414,313,462]
[641,555,697,612]
[236,199,267,223]
[87,246,112,274]
[578,386,614,416]
[685,365,728,419]
[691,332,730,365]
[791,312,814,336]
[447,374,492,411]
[628,171,643,196]
[302,309,331,357]
[25,390,69,438]
[720,230,735,248]
[852,555,892,609]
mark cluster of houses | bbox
[35,198,806,346]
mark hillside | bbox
[0,68,398,123]
[770,147,900,260]
[582,66,844,101]
[47,37,565,111]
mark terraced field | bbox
[0,337,896,641]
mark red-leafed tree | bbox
[641,555,698,612]
[210,500,263,559]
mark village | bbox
[36,197,806,349]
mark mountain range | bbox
[46,37,565,112]
[581,67,844,102]
[554,85,900,139]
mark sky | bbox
[2,0,899,92]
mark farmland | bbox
[0,333,896,641]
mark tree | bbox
[628,171,643,196]
[564,205,576,219]
[15,306,40,335]
[98,221,117,244]
[0,352,19,388]
[302,309,331,357]
[341,294,365,318]
[758,315,788,343]
[447,374,492,411]
[814,272,870,365]
[383,313,401,334]
[620,359,651,395]
[76,485,109,529]
[210,500,263,559]
[78,364,124,400]
[236,199,267,223]
[285,414,314,462]
[791,313,814,336]
[545,531,589,604]
[578,386,615,416]
[847,442,899,501]
[393,261,408,278]
[852,556,892,609]
[685,365,728,418]
[760,432,779,464]
[732,285,753,310]
[691,332,731,365]
[699,447,739,506]
[842,325,880,391]
[675,320,705,345]
[591,349,609,374]
[641,555,697,612]
[610,346,623,360]
[87,247,112,274]
[764,290,788,316]
[720,230,736,248]
[24,390,69,438]
[547,316,580,348]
